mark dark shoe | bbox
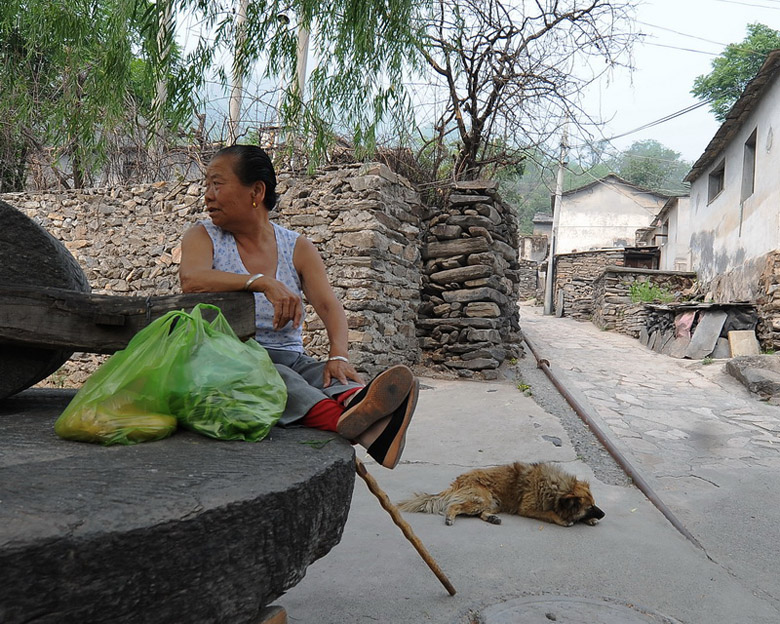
[366,377,419,469]
[336,365,414,439]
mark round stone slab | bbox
[0,390,355,624]
[482,596,682,624]
[0,200,91,399]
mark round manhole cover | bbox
[481,596,682,624]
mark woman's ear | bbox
[252,181,267,208]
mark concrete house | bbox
[555,174,669,255]
[685,49,780,300]
[641,195,693,272]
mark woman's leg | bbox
[265,349,419,468]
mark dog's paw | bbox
[445,517,454,526]
[485,514,501,525]
[584,518,600,526]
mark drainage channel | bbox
[522,334,708,555]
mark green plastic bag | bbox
[166,304,287,441]
[55,304,287,445]
[54,310,186,445]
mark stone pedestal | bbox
[0,389,355,624]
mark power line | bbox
[641,41,720,55]
[636,21,729,47]
[599,100,712,143]
[712,0,780,9]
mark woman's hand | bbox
[257,277,304,330]
[324,359,364,387]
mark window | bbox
[741,128,757,201]
[708,159,725,203]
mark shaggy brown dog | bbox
[397,462,605,527]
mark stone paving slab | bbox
[519,306,780,615]
[280,376,780,624]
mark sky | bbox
[588,0,780,163]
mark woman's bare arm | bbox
[295,236,364,386]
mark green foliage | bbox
[628,281,675,304]
[0,0,191,187]
[613,140,691,194]
[692,23,780,122]
[169,0,424,166]
[503,137,692,233]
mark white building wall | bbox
[556,178,665,254]
[689,78,780,289]
[659,197,692,271]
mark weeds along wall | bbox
[2,163,521,385]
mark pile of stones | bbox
[417,181,522,379]
[554,250,625,319]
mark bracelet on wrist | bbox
[328,356,349,363]
[244,273,264,290]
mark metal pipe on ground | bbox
[522,334,709,555]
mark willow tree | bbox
[1,0,423,189]
[0,0,187,188]
[145,0,426,166]
[417,0,637,181]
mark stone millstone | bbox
[0,390,355,624]
[0,200,91,398]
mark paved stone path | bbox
[520,304,780,610]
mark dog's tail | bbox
[397,491,450,515]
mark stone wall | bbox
[417,181,522,379]
[516,259,540,301]
[554,249,625,320]
[3,163,521,385]
[699,249,780,352]
[1,162,424,383]
[755,251,780,351]
[591,267,697,336]
[275,163,424,375]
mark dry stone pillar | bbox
[418,181,522,379]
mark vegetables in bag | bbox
[166,304,287,441]
[54,311,186,445]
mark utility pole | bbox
[543,123,569,316]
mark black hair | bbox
[214,144,278,210]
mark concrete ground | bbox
[279,306,780,624]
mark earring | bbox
[252,201,257,208]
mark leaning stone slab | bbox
[668,336,691,359]
[0,390,355,624]
[728,330,760,356]
[711,337,731,359]
[685,310,727,359]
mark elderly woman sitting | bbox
[179,145,418,469]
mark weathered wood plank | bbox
[0,286,257,353]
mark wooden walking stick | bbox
[355,457,456,596]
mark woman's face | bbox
[204,154,261,229]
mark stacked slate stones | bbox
[418,181,522,379]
